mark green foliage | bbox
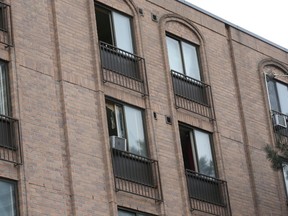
[265,136,288,170]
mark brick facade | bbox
[0,0,287,215]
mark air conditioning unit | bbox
[110,136,127,151]
[274,114,287,129]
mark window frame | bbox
[179,123,217,178]
[0,60,11,117]
[0,178,19,216]
[266,76,288,115]
[118,207,154,216]
[166,33,202,81]
[105,98,149,157]
[95,3,135,54]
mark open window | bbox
[106,100,147,157]
[179,125,215,177]
[0,179,18,216]
[179,124,231,214]
[95,5,134,54]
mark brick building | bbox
[0,0,288,215]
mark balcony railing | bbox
[186,170,231,216]
[100,42,148,96]
[272,110,288,144]
[0,2,12,47]
[171,70,214,119]
[0,114,22,165]
[111,148,162,201]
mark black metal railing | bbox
[171,70,214,119]
[100,42,148,95]
[0,2,12,47]
[272,110,288,144]
[0,114,22,165]
[111,148,162,201]
[186,170,231,216]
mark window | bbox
[179,125,215,177]
[0,179,18,216]
[95,5,134,53]
[0,61,13,149]
[0,61,10,116]
[0,2,7,31]
[106,100,147,157]
[267,78,288,115]
[118,209,152,216]
[283,163,288,198]
[166,35,201,80]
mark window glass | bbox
[112,12,134,53]
[276,82,288,115]
[267,80,280,112]
[166,36,184,74]
[0,180,17,216]
[124,106,147,157]
[194,130,215,177]
[118,210,135,216]
[182,42,200,80]
[0,62,8,116]
[283,163,288,196]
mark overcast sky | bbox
[185,0,288,50]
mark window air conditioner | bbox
[110,136,127,151]
[274,114,287,129]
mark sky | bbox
[185,0,288,50]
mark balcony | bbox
[111,148,162,201]
[99,42,148,96]
[171,70,214,119]
[186,170,231,216]
[272,110,288,144]
[0,2,12,47]
[0,114,22,165]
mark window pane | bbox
[124,106,147,156]
[0,180,16,216]
[118,210,135,216]
[283,163,288,196]
[267,80,280,112]
[182,42,201,80]
[166,36,184,74]
[112,12,134,53]
[276,82,288,115]
[194,130,215,177]
[95,8,113,45]
[0,63,8,116]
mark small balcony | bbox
[171,70,214,119]
[111,148,162,201]
[99,42,148,96]
[0,114,22,165]
[0,1,12,47]
[186,170,231,216]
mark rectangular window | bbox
[166,35,201,80]
[95,5,134,53]
[179,125,215,177]
[267,79,288,115]
[0,2,7,31]
[283,163,288,198]
[106,100,147,157]
[0,61,10,116]
[0,179,18,216]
